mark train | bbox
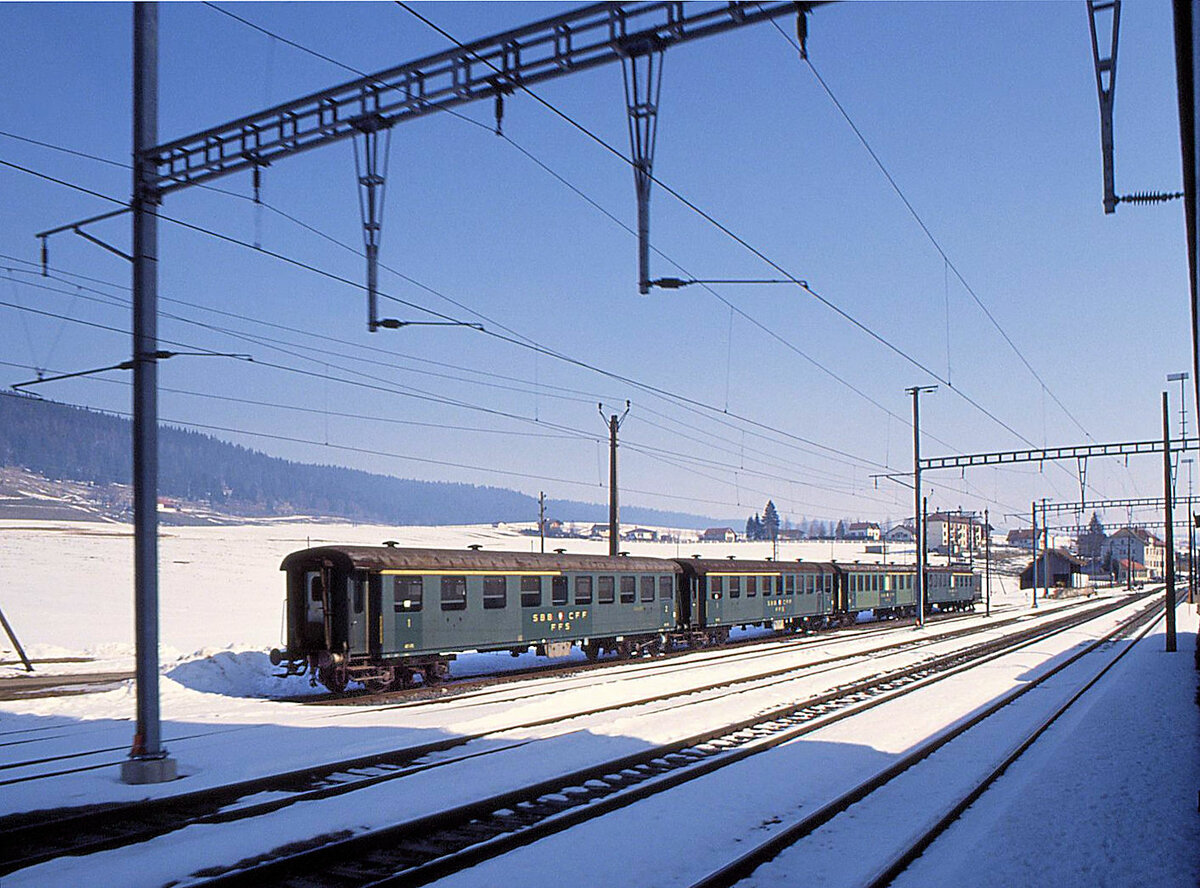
[270,544,983,692]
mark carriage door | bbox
[304,569,328,647]
[680,575,695,628]
[368,574,383,660]
[346,573,367,655]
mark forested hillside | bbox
[0,393,716,527]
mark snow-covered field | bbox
[1,519,1194,888]
[0,519,1027,683]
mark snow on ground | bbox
[2,595,1152,888]
[7,518,1170,887]
[891,607,1200,888]
[400,597,1200,888]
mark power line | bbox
[0,140,1105,515]
[183,9,911,472]
[0,149,1093,515]
[0,113,1075,492]
[765,17,1095,442]
[395,1,1070,456]
[5,274,896,505]
[0,389,776,512]
[2,256,893,502]
[0,117,900,475]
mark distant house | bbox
[624,527,658,542]
[701,527,737,543]
[1116,558,1149,585]
[543,519,565,537]
[845,521,881,541]
[778,528,807,541]
[588,523,611,540]
[1103,528,1165,579]
[927,512,986,555]
[1006,528,1034,549]
[1020,549,1085,590]
[884,523,916,543]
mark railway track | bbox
[0,602,1044,791]
[0,594,1139,883]
[168,592,1152,888]
[0,598,1067,873]
[685,594,1166,888]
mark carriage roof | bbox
[280,545,679,574]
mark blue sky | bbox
[0,1,1191,529]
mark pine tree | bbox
[762,500,780,541]
[835,519,847,540]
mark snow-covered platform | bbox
[891,599,1200,888]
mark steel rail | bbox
[860,597,1165,888]
[0,609,1016,872]
[0,609,998,868]
[684,594,1165,888]
[184,594,1149,888]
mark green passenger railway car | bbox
[274,546,678,691]
[674,558,839,642]
[272,545,984,693]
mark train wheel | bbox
[616,640,634,659]
[583,643,600,661]
[318,665,347,694]
[364,671,395,693]
[423,662,450,685]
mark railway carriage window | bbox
[785,574,795,595]
[309,573,324,602]
[620,576,637,604]
[746,577,757,597]
[393,576,423,612]
[575,576,593,605]
[598,576,615,604]
[352,578,364,614]
[659,576,673,600]
[518,578,542,607]
[640,576,656,602]
[775,576,783,596]
[729,576,741,599]
[520,576,542,608]
[552,576,569,606]
[441,576,468,611]
[483,576,507,610]
[711,576,724,597]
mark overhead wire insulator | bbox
[1117,190,1184,205]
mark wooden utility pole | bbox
[600,401,630,557]
[538,491,545,554]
